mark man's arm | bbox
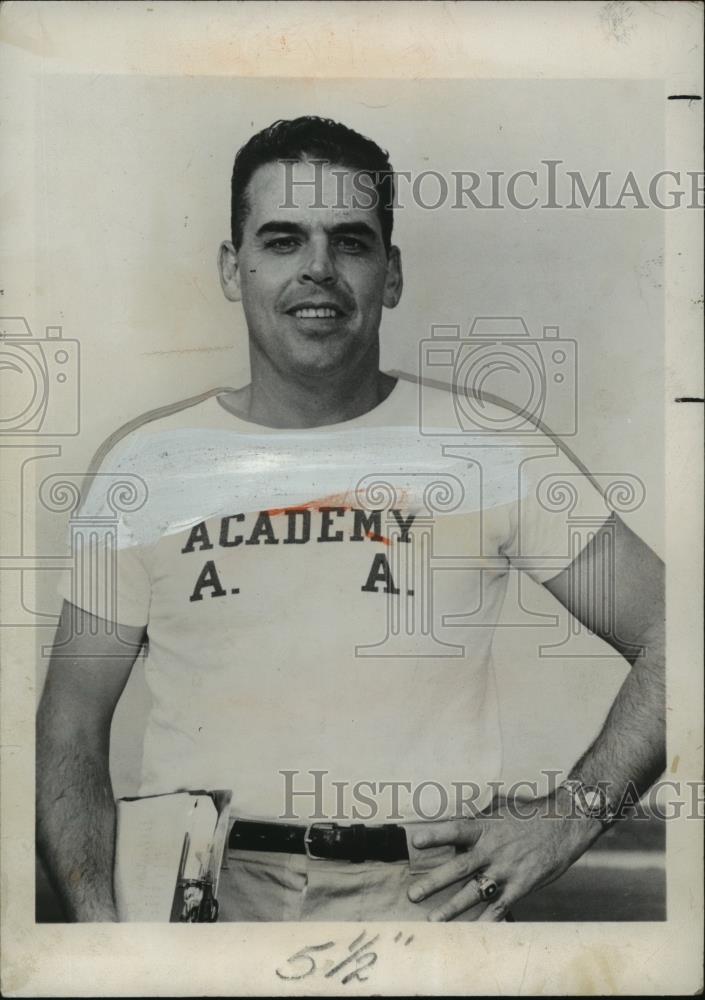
[408,514,665,920]
[36,600,146,922]
[545,512,665,806]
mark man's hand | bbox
[407,793,602,921]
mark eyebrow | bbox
[255,220,379,241]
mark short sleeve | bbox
[55,436,151,627]
[499,436,614,585]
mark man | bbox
[37,116,665,923]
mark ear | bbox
[382,245,403,309]
[217,241,242,302]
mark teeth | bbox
[294,307,339,319]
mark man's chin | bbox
[285,342,361,379]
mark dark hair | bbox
[230,116,395,253]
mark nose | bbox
[298,237,337,286]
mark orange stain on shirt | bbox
[266,491,353,518]
[366,532,391,546]
[266,492,393,545]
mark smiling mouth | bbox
[288,305,346,320]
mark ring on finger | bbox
[471,873,499,901]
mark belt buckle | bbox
[303,822,334,860]
[304,822,369,862]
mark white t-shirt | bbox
[58,375,611,822]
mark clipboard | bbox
[114,788,232,922]
[169,789,233,922]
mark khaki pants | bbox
[218,826,501,922]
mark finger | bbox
[426,877,494,922]
[408,852,484,902]
[477,896,512,922]
[411,819,482,851]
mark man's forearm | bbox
[564,621,666,816]
[36,724,119,921]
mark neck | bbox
[240,351,397,429]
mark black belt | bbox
[228,820,409,863]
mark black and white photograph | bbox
[1,1,702,995]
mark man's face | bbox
[218,159,402,379]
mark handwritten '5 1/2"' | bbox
[276,929,415,986]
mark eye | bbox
[265,236,301,253]
[333,235,365,253]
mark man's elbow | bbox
[628,618,665,671]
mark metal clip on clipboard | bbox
[169,789,232,923]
